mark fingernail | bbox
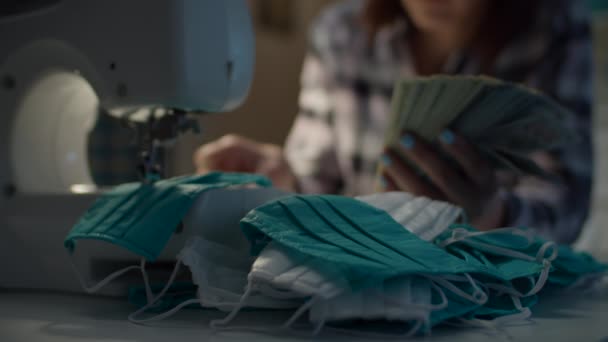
[400,134,415,149]
[440,129,455,145]
[381,154,392,167]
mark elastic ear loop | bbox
[439,227,535,250]
[209,280,255,329]
[455,295,532,330]
[128,258,187,324]
[441,234,549,264]
[211,281,326,336]
[485,241,558,298]
[68,253,154,304]
[426,273,488,305]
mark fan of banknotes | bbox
[381,75,578,180]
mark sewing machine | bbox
[0,0,255,294]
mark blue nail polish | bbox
[440,129,455,145]
[400,134,415,149]
[381,154,392,166]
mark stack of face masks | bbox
[64,179,607,336]
[221,194,607,336]
[63,172,293,320]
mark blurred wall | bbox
[172,0,337,174]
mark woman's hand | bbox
[381,130,506,230]
[194,134,297,192]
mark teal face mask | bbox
[435,224,607,327]
[241,195,487,287]
[225,195,602,335]
[222,195,510,335]
[64,172,271,261]
[437,224,607,290]
[63,172,272,301]
[546,245,608,287]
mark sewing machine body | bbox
[0,0,255,294]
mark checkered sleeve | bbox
[284,3,352,194]
[284,50,343,194]
[503,0,594,244]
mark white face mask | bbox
[179,236,301,311]
[307,274,448,336]
[356,192,463,241]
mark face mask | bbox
[437,224,607,291]
[63,172,274,317]
[434,223,607,327]
[308,275,448,336]
[126,186,296,323]
[356,192,463,241]
[65,172,272,261]
[214,240,455,338]
[546,245,608,288]
[213,195,499,335]
[240,195,486,282]
[179,236,302,312]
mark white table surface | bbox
[1,289,607,342]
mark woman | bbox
[195,0,593,243]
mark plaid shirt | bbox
[88,111,139,186]
[285,0,594,243]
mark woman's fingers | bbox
[193,134,259,174]
[380,130,505,230]
[438,130,494,188]
[381,150,444,199]
[395,132,468,203]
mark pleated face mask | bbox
[241,195,486,283]
[63,172,272,302]
[125,186,297,324]
[209,195,502,335]
[356,192,463,241]
[65,172,272,261]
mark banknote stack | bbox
[381,75,578,180]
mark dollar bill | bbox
[379,75,577,184]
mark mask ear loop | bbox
[68,251,153,303]
[489,241,558,297]
[281,295,321,331]
[443,238,538,262]
[425,274,488,305]
[520,242,557,297]
[455,295,532,331]
[139,259,154,304]
[210,280,255,328]
[439,227,535,250]
[128,258,186,324]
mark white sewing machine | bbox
[0,0,256,294]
